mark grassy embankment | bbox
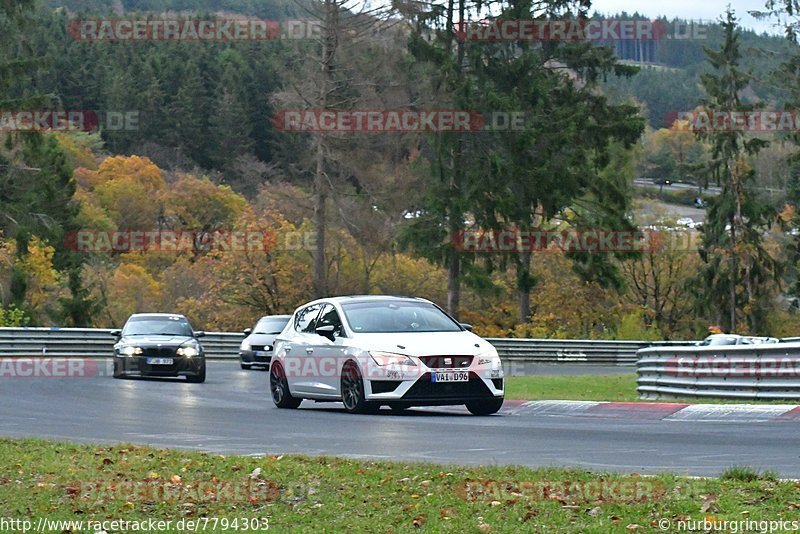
[1,439,798,532]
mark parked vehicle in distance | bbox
[239,315,292,370]
[740,336,780,344]
[269,295,504,415]
[696,334,779,346]
[111,313,206,382]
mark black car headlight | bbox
[119,345,143,356]
[177,344,200,358]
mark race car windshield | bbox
[122,317,194,337]
[341,301,462,333]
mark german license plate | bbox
[147,357,173,365]
[254,350,269,357]
[431,371,468,383]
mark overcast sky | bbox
[590,0,783,34]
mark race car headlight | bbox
[240,340,251,351]
[370,352,417,367]
[177,345,200,358]
[119,345,143,356]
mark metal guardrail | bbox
[0,327,693,365]
[487,338,693,365]
[636,343,800,400]
[0,327,244,360]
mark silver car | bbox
[239,315,292,370]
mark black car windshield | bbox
[341,301,461,333]
[254,317,289,334]
[122,316,194,337]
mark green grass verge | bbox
[505,374,640,402]
[0,438,798,533]
[504,375,800,404]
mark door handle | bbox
[306,348,314,354]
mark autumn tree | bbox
[104,263,163,327]
[693,11,781,332]
[395,0,485,318]
[619,231,702,337]
[753,0,800,311]
[404,0,645,322]
[272,0,408,299]
[510,254,627,339]
[162,210,313,329]
[88,156,166,230]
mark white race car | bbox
[269,295,504,415]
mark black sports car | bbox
[111,313,206,383]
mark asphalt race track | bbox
[1,362,798,477]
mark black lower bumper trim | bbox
[116,356,204,377]
[401,372,496,402]
[370,380,401,394]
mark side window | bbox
[295,303,323,333]
[316,304,344,337]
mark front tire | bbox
[270,362,301,408]
[341,361,378,414]
[466,398,504,415]
[186,361,206,383]
[240,362,252,370]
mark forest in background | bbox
[3,0,800,340]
